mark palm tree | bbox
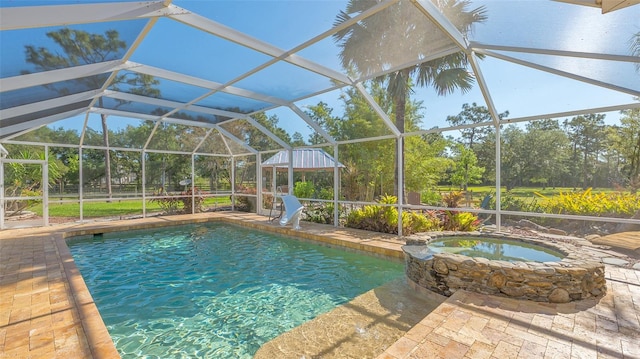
[333,0,487,198]
[631,31,640,73]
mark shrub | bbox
[537,188,640,217]
[443,191,464,207]
[234,186,256,212]
[488,191,546,213]
[420,190,442,206]
[293,181,315,199]
[317,187,334,200]
[180,188,204,213]
[151,188,181,214]
[304,203,342,225]
[441,211,480,231]
[151,187,205,214]
[345,195,440,235]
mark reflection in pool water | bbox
[427,237,564,262]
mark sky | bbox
[2,0,638,144]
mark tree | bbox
[500,125,526,190]
[449,143,484,190]
[333,0,487,199]
[446,102,507,148]
[446,102,508,186]
[564,114,606,188]
[24,28,159,200]
[631,32,640,73]
[523,119,570,189]
[304,102,340,145]
[612,106,640,191]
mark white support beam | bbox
[468,52,501,127]
[495,125,501,230]
[1,108,86,139]
[126,62,289,106]
[245,118,292,150]
[89,107,161,122]
[0,1,186,30]
[469,42,640,64]
[285,54,352,85]
[356,46,461,83]
[288,105,335,145]
[104,90,248,123]
[477,49,640,97]
[168,9,352,84]
[214,126,258,155]
[216,130,234,156]
[170,10,284,60]
[411,0,469,51]
[182,104,244,121]
[336,134,397,145]
[192,128,215,154]
[152,116,212,129]
[404,120,494,137]
[354,82,401,137]
[1,90,100,120]
[553,0,640,13]
[0,60,131,92]
[500,102,640,125]
[103,90,247,119]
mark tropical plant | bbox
[345,195,439,234]
[536,188,640,217]
[442,191,465,207]
[333,0,487,197]
[441,211,480,231]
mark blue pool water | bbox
[428,237,565,262]
[67,223,403,358]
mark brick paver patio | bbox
[1,213,638,358]
[379,266,640,359]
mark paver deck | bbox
[1,213,639,358]
[591,231,640,258]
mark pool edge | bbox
[54,212,405,358]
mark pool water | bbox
[67,223,403,358]
[427,237,564,262]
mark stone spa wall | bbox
[403,232,606,303]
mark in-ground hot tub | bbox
[403,232,606,303]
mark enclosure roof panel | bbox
[1,0,639,147]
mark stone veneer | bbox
[403,231,606,303]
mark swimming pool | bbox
[67,223,403,358]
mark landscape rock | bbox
[549,288,570,303]
[547,228,568,236]
[517,219,548,232]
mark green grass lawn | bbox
[30,196,232,218]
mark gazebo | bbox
[260,148,344,198]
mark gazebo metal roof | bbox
[262,149,345,170]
